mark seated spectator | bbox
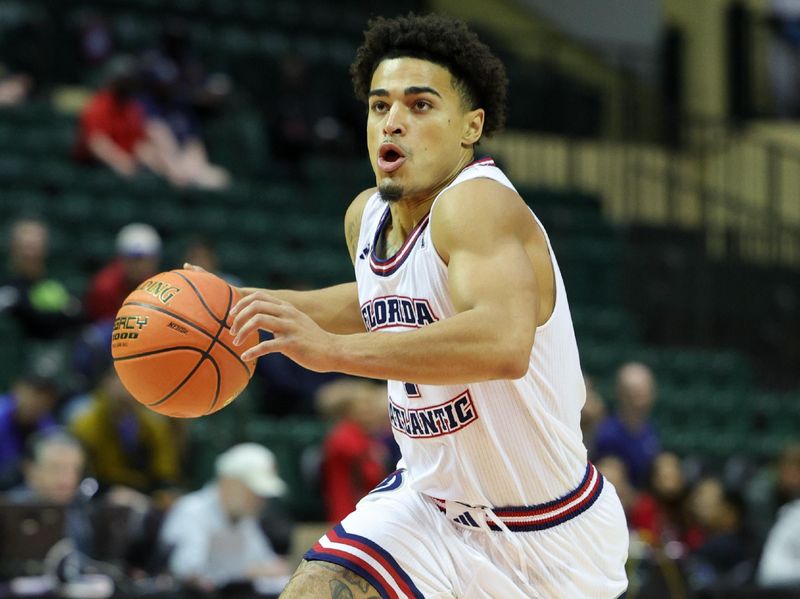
[0,367,59,490]
[630,451,704,555]
[4,429,92,555]
[687,477,753,589]
[69,367,180,496]
[159,443,291,594]
[0,217,82,339]
[757,498,800,587]
[746,442,800,544]
[595,362,660,488]
[74,56,177,182]
[316,378,391,523]
[139,47,230,190]
[84,223,161,323]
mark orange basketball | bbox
[111,269,259,418]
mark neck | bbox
[388,153,475,237]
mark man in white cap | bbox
[159,443,292,593]
[84,223,161,322]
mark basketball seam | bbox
[147,288,231,409]
[146,353,216,408]
[120,301,251,377]
[204,357,222,416]
[113,345,217,410]
[172,270,229,328]
[112,346,206,362]
[200,286,233,413]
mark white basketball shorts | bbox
[305,464,629,598]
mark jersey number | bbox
[404,382,421,399]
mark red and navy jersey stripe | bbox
[304,523,424,599]
[368,156,496,277]
[432,463,604,532]
[369,208,429,277]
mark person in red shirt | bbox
[85,223,161,323]
[74,56,185,185]
[316,378,391,523]
[630,451,705,555]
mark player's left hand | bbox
[230,290,337,371]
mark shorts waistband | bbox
[431,463,604,532]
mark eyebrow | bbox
[368,86,443,99]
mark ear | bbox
[462,108,485,147]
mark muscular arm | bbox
[329,180,538,384]
[281,560,381,599]
[233,180,541,385]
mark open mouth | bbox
[378,143,407,173]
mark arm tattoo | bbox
[329,580,355,599]
[346,217,360,260]
[329,580,380,599]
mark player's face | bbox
[367,57,483,202]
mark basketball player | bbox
[213,13,628,598]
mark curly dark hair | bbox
[350,13,508,137]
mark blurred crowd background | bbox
[0,0,798,598]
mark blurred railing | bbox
[486,118,800,268]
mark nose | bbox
[383,102,405,136]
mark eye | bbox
[371,101,389,113]
[413,100,432,112]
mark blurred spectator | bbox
[596,455,637,520]
[595,362,660,488]
[316,378,391,523]
[183,236,241,288]
[4,429,93,555]
[745,441,800,544]
[686,477,752,589]
[630,452,704,556]
[84,223,161,323]
[74,56,175,182]
[159,443,291,594]
[139,26,231,191]
[0,367,59,490]
[757,498,800,587]
[69,368,180,495]
[581,373,606,458]
[0,63,32,107]
[0,217,82,339]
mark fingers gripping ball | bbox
[111,269,258,418]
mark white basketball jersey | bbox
[354,157,588,507]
